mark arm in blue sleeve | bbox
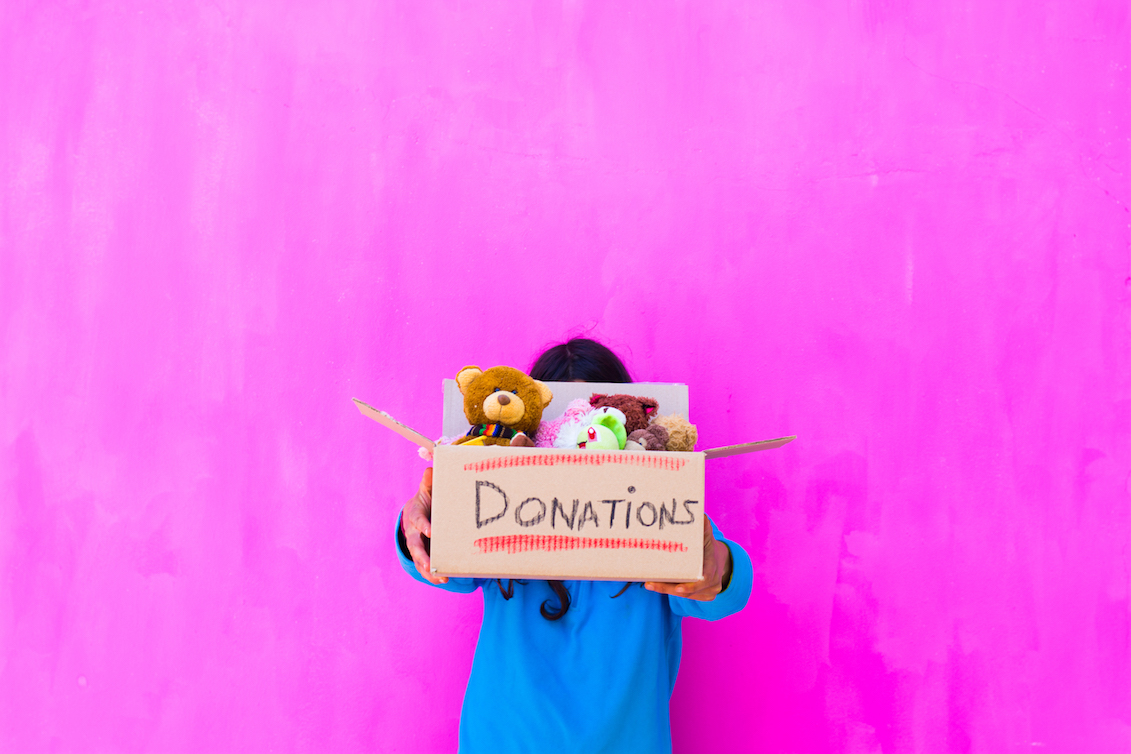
[395,513,482,594]
[669,519,753,621]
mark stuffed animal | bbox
[551,402,605,449]
[536,398,592,448]
[589,394,659,434]
[651,413,697,452]
[577,407,628,449]
[627,424,669,451]
[452,365,553,447]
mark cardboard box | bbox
[356,381,793,582]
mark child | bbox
[397,338,752,753]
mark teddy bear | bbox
[651,413,697,452]
[626,424,670,451]
[452,365,553,447]
[588,393,659,435]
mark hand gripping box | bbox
[355,381,793,582]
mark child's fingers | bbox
[644,580,701,597]
[643,581,679,595]
[406,500,432,538]
[701,530,718,581]
[404,468,446,584]
[645,580,720,601]
[643,529,724,601]
[405,469,434,536]
[405,529,447,584]
[405,529,430,571]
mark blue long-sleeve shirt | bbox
[397,517,753,753]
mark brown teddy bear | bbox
[651,413,698,452]
[627,424,670,451]
[453,365,553,447]
[588,393,659,434]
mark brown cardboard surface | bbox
[429,444,705,582]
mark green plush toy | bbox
[576,407,628,449]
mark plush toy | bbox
[589,394,659,435]
[627,424,669,451]
[536,398,592,448]
[651,413,698,452]
[577,407,628,449]
[551,402,605,449]
[452,365,553,447]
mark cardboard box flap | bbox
[352,398,435,450]
[442,379,689,438]
[702,436,796,459]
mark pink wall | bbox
[2,1,1128,751]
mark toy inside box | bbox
[355,380,793,582]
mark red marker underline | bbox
[474,534,687,554]
[463,453,688,473]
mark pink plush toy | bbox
[535,398,593,448]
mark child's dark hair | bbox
[528,338,632,384]
[495,338,635,620]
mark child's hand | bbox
[400,468,449,584]
[643,516,731,601]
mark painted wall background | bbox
[2,1,1128,751]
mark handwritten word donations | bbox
[474,480,699,532]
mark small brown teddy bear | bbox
[627,424,670,451]
[453,365,553,447]
[588,393,659,435]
